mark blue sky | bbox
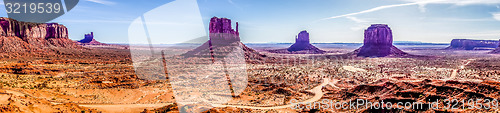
[1,0,500,43]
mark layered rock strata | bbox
[0,17,79,53]
[446,39,499,50]
[268,30,326,54]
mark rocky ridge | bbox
[0,17,80,54]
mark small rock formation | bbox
[0,17,79,53]
[182,17,269,63]
[354,24,410,57]
[446,39,499,50]
[77,32,104,45]
[490,39,500,54]
[268,30,325,54]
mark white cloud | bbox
[346,16,368,23]
[86,0,116,5]
[493,12,500,21]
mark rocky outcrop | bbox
[490,39,500,54]
[183,17,271,63]
[78,32,94,43]
[353,24,411,57]
[446,39,499,50]
[0,17,79,53]
[78,32,105,45]
[268,30,326,54]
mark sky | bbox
[0,0,500,44]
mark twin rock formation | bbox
[77,32,104,45]
[0,17,78,53]
[268,30,326,54]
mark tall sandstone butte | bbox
[183,17,268,63]
[0,17,78,53]
[356,24,408,57]
[285,30,325,54]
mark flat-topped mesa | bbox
[209,17,240,42]
[0,18,68,39]
[282,30,325,54]
[355,24,409,57]
[446,39,499,50]
[0,17,78,53]
[490,39,500,54]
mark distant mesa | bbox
[267,30,326,54]
[446,39,499,50]
[77,32,105,45]
[489,39,500,54]
[182,17,270,64]
[0,17,79,53]
[351,24,412,57]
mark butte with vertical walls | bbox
[267,30,326,54]
[351,24,411,57]
[490,39,500,54]
[182,17,270,63]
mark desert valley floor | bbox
[0,44,500,113]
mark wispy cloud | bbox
[319,0,500,21]
[346,16,368,23]
[493,12,500,21]
[86,0,116,5]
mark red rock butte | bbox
[182,17,269,64]
[0,17,79,53]
[354,24,409,57]
[77,32,104,45]
[286,30,325,53]
[268,30,325,54]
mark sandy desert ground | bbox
[0,44,499,113]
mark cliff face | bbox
[209,17,239,42]
[0,17,78,53]
[447,39,499,50]
[78,32,94,43]
[355,24,410,57]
